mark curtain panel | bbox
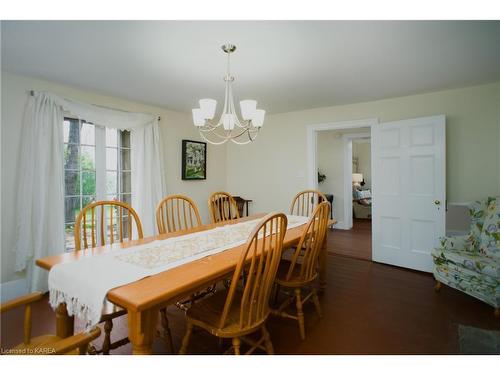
[14,91,165,292]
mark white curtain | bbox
[131,119,166,236]
[14,92,66,292]
[14,91,165,292]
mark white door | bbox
[372,115,446,272]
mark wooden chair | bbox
[273,201,330,340]
[290,189,327,217]
[208,191,240,224]
[74,200,151,354]
[156,194,202,234]
[1,292,101,355]
[179,213,288,355]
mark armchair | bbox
[432,197,500,316]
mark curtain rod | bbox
[29,90,161,121]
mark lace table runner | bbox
[49,215,308,328]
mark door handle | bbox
[434,200,441,205]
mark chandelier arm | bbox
[199,130,228,145]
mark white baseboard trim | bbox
[1,278,28,303]
[333,220,350,230]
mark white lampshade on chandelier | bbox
[192,44,265,145]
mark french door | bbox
[372,115,446,272]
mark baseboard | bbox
[1,278,28,303]
[333,220,349,230]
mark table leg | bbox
[128,307,159,355]
[319,231,328,291]
[55,303,74,338]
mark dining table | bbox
[36,213,335,354]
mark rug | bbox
[458,325,500,354]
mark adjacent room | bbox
[1,18,499,361]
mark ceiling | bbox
[2,21,499,114]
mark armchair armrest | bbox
[51,326,101,354]
[438,234,475,252]
[0,292,43,313]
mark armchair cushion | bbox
[437,234,476,252]
[432,247,500,279]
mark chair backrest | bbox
[0,292,101,354]
[469,196,496,240]
[283,201,330,283]
[290,189,327,217]
[74,200,143,250]
[208,191,241,223]
[156,195,202,234]
[219,213,287,331]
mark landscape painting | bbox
[182,140,207,180]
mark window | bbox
[63,118,131,251]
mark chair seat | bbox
[432,247,500,278]
[275,260,316,287]
[186,290,266,338]
[11,335,79,355]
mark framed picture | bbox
[182,140,207,180]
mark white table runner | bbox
[49,215,309,328]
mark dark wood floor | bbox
[329,219,371,260]
[2,228,499,354]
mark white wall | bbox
[1,71,227,285]
[226,82,500,216]
[317,131,344,221]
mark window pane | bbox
[106,128,118,147]
[106,147,118,170]
[81,171,96,195]
[120,148,131,170]
[65,223,76,251]
[106,171,118,195]
[80,122,95,145]
[121,171,131,193]
[82,195,94,210]
[64,171,80,196]
[121,130,130,148]
[64,119,80,144]
[64,144,80,170]
[80,146,96,170]
[65,196,80,223]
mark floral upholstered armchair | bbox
[432,197,500,316]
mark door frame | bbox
[306,118,378,229]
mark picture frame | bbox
[181,140,207,180]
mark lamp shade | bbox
[222,114,235,130]
[252,109,265,128]
[199,99,217,120]
[192,108,205,127]
[352,173,364,183]
[240,100,257,120]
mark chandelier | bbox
[192,44,265,145]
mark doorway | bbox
[308,119,376,261]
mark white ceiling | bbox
[2,21,499,114]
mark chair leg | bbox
[434,280,442,292]
[261,325,274,354]
[179,322,193,354]
[160,308,174,354]
[102,319,113,355]
[294,288,306,340]
[495,308,500,318]
[273,284,281,306]
[312,288,323,318]
[232,337,241,355]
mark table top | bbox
[37,213,335,313]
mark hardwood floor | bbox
[2,234,499,354]
[329,219,371,260]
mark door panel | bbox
[372,115,445,272]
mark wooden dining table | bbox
[36,213,335,354]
